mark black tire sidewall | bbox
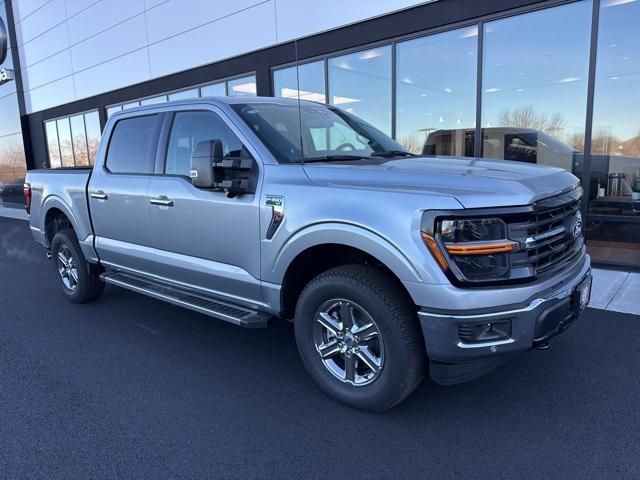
[50,230,92,302]
[295,269,418,410]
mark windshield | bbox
[231,102,409,163]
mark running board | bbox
[101,272,270,328]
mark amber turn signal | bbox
[445,241,517,256]
[421,232,449,270]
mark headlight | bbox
[422,217,517,283]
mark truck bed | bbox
[26,167,94,250]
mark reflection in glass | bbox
[587,0,640,267]
[45,121,62,168]
[70,114,89,166]
[481,1,592,173]
[84,111,101,165]
[200,82,225,97]
[0,134,27,205]
[396,26,477,155]
[228,75,257,96]
[140,95,167,105]
[122,101,140,110]
[107,105,122,118]
[0,95,22,137]
[168,88,198,101]
[328,47,392,136]
[274,61,326,103]
[57,118,74,167]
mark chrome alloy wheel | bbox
[313,299,384,386]
[56,244,79,291]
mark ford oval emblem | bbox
[572,220,583,238]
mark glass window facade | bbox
[105,74,257,117]
[396,26,478,155]
[228,75,257,96]
[481,2,592,173]
[0,1,27,206]
[586,0,640,267]
[329,47,392,136]
[44,111,101,168]
[273,61,326,103]
[200,82,225,97]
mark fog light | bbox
[458,320,511,343]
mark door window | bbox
[106,114,161,174]
[165,111,244,177]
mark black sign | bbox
[0,16,7,65]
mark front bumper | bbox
[418,258,592,385]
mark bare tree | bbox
[0,141,27,184]
[399,133,425,154]
[497,105,566,137]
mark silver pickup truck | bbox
[25,97,592,411]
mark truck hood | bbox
[302,156,580,209]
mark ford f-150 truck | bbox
[25,97,592,411]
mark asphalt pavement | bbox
[0,216,638,479]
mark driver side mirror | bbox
[190,139,223,188]
[190,139,257,197]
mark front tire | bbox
[294,265,425,411]
[50,228,104,303]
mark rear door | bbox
[146,107,263,306]
[88,113,163,272]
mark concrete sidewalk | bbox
[0,206,637,315]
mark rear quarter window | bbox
[106,114,161,174]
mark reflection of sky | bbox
[328,47,392,136]
[0,2,26,184]
[482,1,593,145]
[592,0,640,142]
[395,26,477,143]
[272,0,639,153]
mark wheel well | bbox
[280,244,414,320]
[45,208,73,245]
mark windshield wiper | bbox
[302,154,371,163]
[370,150,417,158]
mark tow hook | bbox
[535,341,550,350]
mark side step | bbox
[101,272,270,328]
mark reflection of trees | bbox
[570,128,640,157]
[52,137,99,167]
[0,140,27,184]
[399,133,424,154]
[497,105,565,137]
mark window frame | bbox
[158,107,258,180]
[103,113,164,176]
[42,108,102,169]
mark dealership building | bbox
[0,0,638,269]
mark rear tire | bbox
[50,228,104,303]
[294,265,425,411]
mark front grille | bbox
[510,188,584,277]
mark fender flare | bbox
[270,222,424,285]
[40,195,84,247]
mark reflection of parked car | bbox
[0,179,26,206]
[424,127,579,173]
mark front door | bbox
[146,109,262,306]
[88,113,163,273]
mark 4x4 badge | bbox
[266,195,285,240]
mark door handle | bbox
[90,191,108,200]
[149,196,173,207]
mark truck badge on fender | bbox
[266,195,284,240]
